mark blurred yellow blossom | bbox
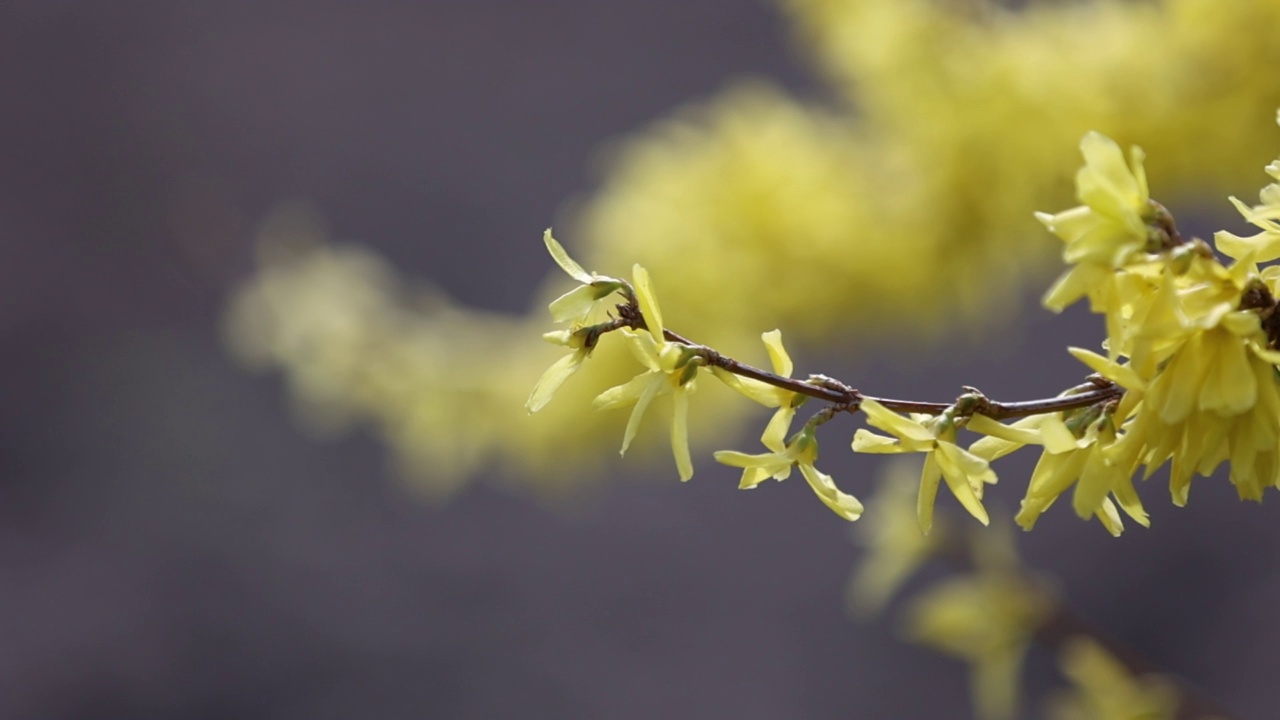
[846,459,942,615]
[904,525,1051,720]
[1045,637,1179,720]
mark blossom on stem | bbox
[527,230,627,412]
[1038,132,1159,314]
[714,426,863,521]
[525,328,591,413]
[1016,414,1147,536]
[966,401,1147,536]
[1111,324,1280,505]
[712,329,802,448]
[543,229,624,323]
[592,264,701,480]
[851,399,993,534]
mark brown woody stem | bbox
[611,297,1123,424]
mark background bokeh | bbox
[3,2,1279,718]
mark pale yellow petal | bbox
[852,428,917,454]
[860,398,935,443]
[799,462,863,521]
[1072,448,1119,519]
[543,229,592,284]
[618,375,664,456]
[1067,347,1146,391]
[761,405,796,453]
[1038,414,1081,454]
[761,329,793,376]
[1043,263,1110,313]
[1109,473,1149,528]
[671,388,694,481]
[548,285,598,323]
[593,371,657,411]
[710,367,781,407]
[966,414,1045,447]
[1197,333,1256,416]
[1093,498,1124,537]
[631,263,665,343]
[525,350,585,413]
[935,442,993,526]
[917,453,944,535]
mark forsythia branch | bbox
[615,296,1126,421]
[530,115,1280,542]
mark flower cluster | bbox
[529,112,1280,540]
[528,237,866,513]
[1032,127,1280,514]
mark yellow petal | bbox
[1067,347,1146,391]
[1197,332,1256,416]
[632,264,665,344]
[710,367,782,407]
[966,414,1045,447]
[525,350,585,413]
[543,229,592,284]
[623,329,661,371]
[1042,263,1110,313]
[1094,498,1124,537]
[618,375,664,456]
[1072,448,1119,519]
[593,371,657,411]
[761,329,793,377]
[916,453,944,535]
[935,442,992,526]
[671,389,694,481]
[799,462,863,521]
[761,406,796,453]
[852,428,916,454]
[860,398,936,443]
[1109,473,1149,528]
[1038,414,1081,454]
[547,285,598,323]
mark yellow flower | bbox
[712,329,801,450]
[714,428,863,522]
[1039,132,1156,313]
[542,229,624,323]
[1045,637,1179,720]
[526,231,630,413]
[1114,336,1280,505]
[1016,414,1147,536]
[525,328,591,413]
[852,399,993,534]
[593,265,701,480]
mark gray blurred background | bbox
[2,2,1276,718]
